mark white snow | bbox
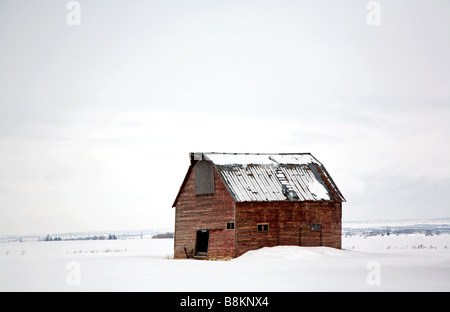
[308,179,330,200]
[1,235,449,291]
[235,246,355,261]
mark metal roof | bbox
[202,153,345,203]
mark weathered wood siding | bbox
[174,163,235,259]
[234,201,342,257]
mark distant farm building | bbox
[172,153,345,259]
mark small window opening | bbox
[227,222,235,230]
[311,223,322,231]
[257,223,269,232]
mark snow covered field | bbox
[1,234,449,292]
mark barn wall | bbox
[234,201,342,257]
[174,163,235,259]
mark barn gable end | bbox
[173,159,235,259]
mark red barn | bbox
[172,153,345,259]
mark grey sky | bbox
[0,0,449,235]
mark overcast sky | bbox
[0,0,449,235]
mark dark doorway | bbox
[195,230,209,256]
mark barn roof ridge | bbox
[191,152,322,165]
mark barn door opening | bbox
[195,230,209,256]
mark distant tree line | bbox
[41,232,175,241]
[343,227,449,237]
[152,232,174,239]
[43,234,118,241]
[44,234,63,241]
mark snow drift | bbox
[234,246,359,261]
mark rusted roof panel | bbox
[203,153,345,203]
